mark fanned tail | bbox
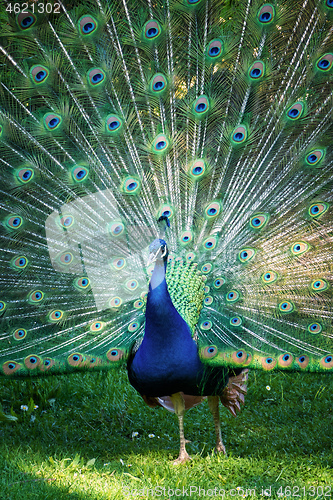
[0,0,332,377]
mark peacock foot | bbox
[215,442,227,455]
[173,450,191,464]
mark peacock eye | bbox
[226,290,240,302]
[238,248,256,263]
[249,214,269,229]
[109,297,122,308]
[248,61,265,80]
[193,95,210,117]
[305,149,324,167]
[17,168,34,183]
[231,125,247,144]
[126,279,139,291]
[213,277,224,289]
[143,20,162,41]
[44,113,62,131]
[257,4,275,24]
[200,320,212,330]
[13,328,27,340]
[150,73,168,94]
[278,301,294,313]
[230,316,242,326]
[308,202,329,218]
[206,39,223,59]
[106,114,123,134]
[6,216,23,229]
[17,12,37,29]
[287,101,304,120]
[88,68,106,86]
[189,160,206,179]
[12,255,29,270]
[152,134,169,153]
[316,54,333,71]
[308,322,322,334]
[30,65,49,84]
[79,15,98,35]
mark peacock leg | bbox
[170,392,191,464]
[207,395,226,455]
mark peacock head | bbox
[147,239,168,267]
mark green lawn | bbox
[1,369,332,499]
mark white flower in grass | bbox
[266,385,271,391]
[20,405,28,411]
[132,431,139,438]
[148,433,155,438]
[34,405,39,409]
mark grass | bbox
[0,368,332,499]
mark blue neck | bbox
[128,256,203,396]
[144,258,190,347]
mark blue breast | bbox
[128,277,228,397]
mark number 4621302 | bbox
[277,485,331,497]
[6,3,61,14]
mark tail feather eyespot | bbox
[305,149,325,167]
[286,102,304,120]
[13,328,27,341]
[320,355,333,369]
[238,248,256,263]
[308,202,329,218]
[3,361,22,375]
[278,353,293,367]
[257,4,275,24]
[152,134,169,153]
[231,125,247,144]
[106,115,123,134]
[30,65,49,84]
[17,12,37,30]
[24,355,41,370]
[291,241,309,256]
[193,95,210,117]
[296,355,309,369]
[78,15,98,35]
[87,68,105,86]
[248,61,265,80]
[202,345,218,359]
[43,113,62,131]
[206,39,223,59]
[189,160,206,179]
[68,353,84,367]
[143,20,162,40]
[316,53,333,72]
[261,356,277,370]
[107,348,125,361]
[150,73,168,93]
[278,301,294,313]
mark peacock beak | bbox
[146,249,160,267]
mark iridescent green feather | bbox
[0,0,332,380]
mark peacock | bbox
[0,0,332,464]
